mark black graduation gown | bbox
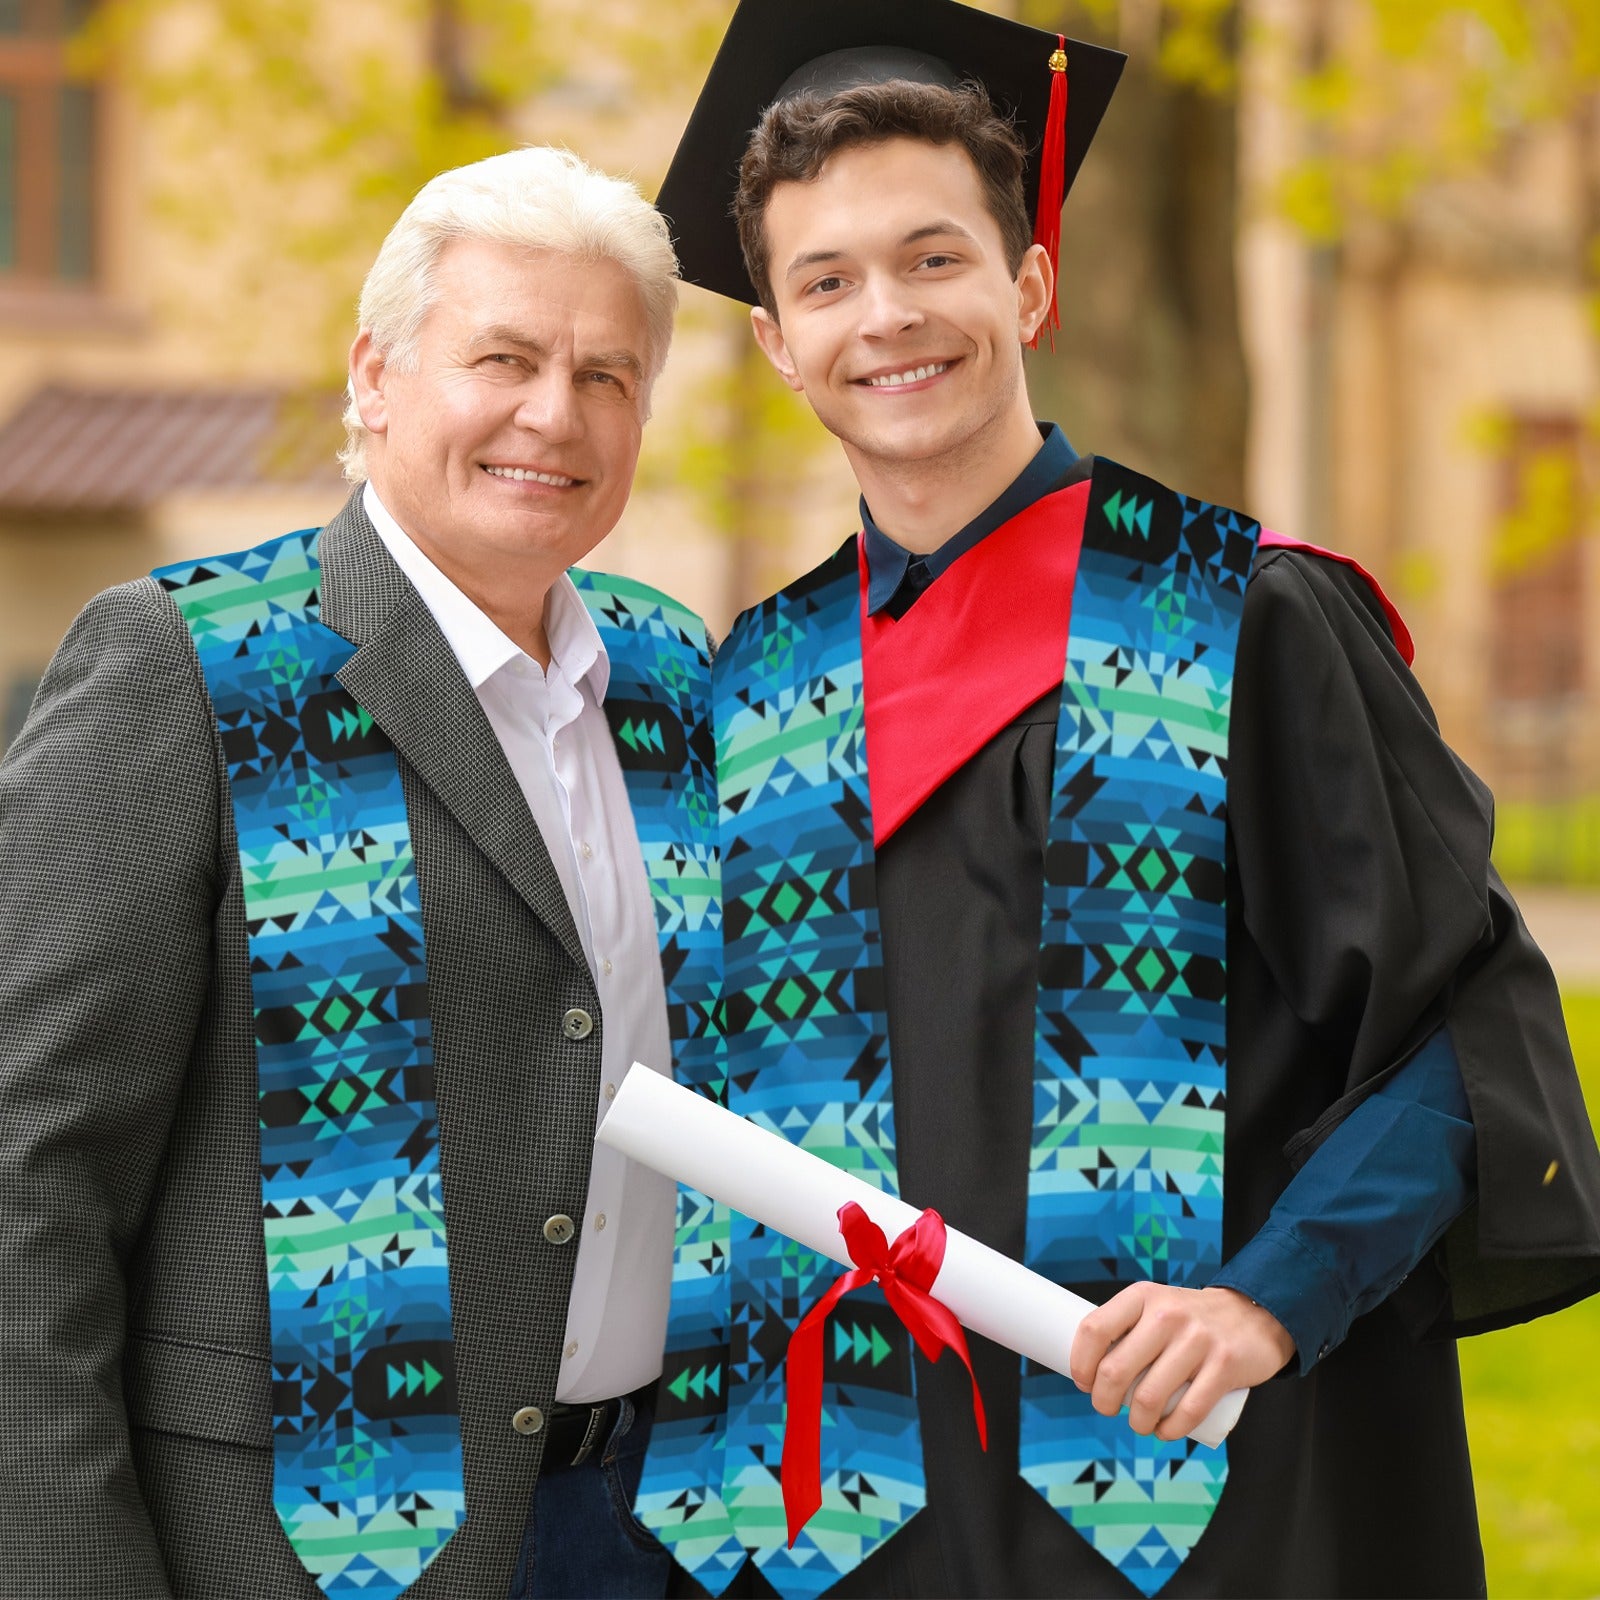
[687,528,1600,1600]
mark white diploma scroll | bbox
[598,1063,1245,1448]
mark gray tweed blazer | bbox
[0,493,626,1597]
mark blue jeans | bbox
[509,1391,672,1599]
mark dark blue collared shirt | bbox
[860,422,1477,1369]
[863,424,1079,617]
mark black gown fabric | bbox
[685,528,1600,1600]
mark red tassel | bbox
[1029,36,1069,352]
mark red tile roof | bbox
[0,386,347,512]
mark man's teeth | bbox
[484,466,577,486]
[864,363,949,388]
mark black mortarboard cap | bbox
[658,0,1126,308]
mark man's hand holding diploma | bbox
[1071,1283,1296,1441]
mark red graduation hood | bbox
[861,482,1089,847]
[859,494,1413,848]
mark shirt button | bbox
[603,1083,617,1102]
[512,1405,545,1435]
[564,1341,579,1360]
[561,1007,593,1040]
[601,958,614,976]
[581,841,594,860]
[594,1213,607,1232]
[544,1214,577,1245]
[510,659,526,677]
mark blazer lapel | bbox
[316,492,589,974]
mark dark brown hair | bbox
[735,79,1032,315]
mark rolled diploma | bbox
[598,1063,1245,1448]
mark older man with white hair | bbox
[0,147,715,1600]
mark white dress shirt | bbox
[363,483,675,1403]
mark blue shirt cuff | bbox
[1211,1225,1348,1374]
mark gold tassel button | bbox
[1049,47,1069,72]
[1543,1160,1560,1186]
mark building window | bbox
[0,0,97,285]
[1489,415,1588,707]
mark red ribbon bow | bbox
[781,1203,988,1547]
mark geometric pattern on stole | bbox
[569,569,740,1580]
[1022,460,1260,1597]
[705,544,919,1597]
[155,530,462,1599]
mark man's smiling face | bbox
[751,136,1041,474]
[355,236,651,585]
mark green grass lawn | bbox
[1460,990,1600,1597]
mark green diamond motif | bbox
[773,978,807,1019]
[770,882,804,922]
[1135,948,1167,990]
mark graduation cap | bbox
[657,0,1126,340]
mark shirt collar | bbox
[861,422,1078,615]
[361,481,610,701]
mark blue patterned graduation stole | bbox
[157,532,462,1598]
[634,549,910,1597]
[655,460,1259,1600]
[569,570,739,1577]
[718,552,914,1596]
[1021,463,1257,1595]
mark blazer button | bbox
[561,1007,594,1041]
[543,1214,576,1245]
[512,1405,545,1436]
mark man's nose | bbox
[856,273,924,340]
[514,370,583,442]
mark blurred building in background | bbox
[1238,0,1600,882]
[0,0,350,740]
[2,0,1596,880]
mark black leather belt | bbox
[543,1379,656,1469]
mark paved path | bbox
[1506,886,1600,991]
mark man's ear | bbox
[1015,243,1054,346]
[349,330,390,436]
[750,305,804,393]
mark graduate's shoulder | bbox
[1237,539,1453,761]
[1245,541,1415,671]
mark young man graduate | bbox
[637,3,1600,1597]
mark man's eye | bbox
[585,371,624,388]
[918,254,956,270]
[485,352,520,365]
[810,276,844,295]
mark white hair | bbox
[339,145,679,482]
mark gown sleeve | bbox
[1227,548,1600,1337]
[1212,1027,1475,1368]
